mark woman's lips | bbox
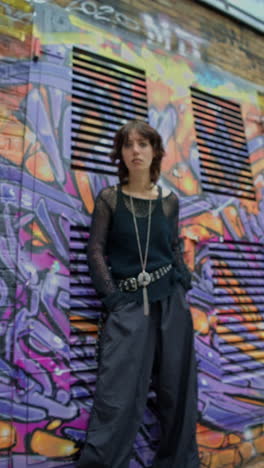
[132,158,143,164]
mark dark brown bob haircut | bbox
[110,120,165,184]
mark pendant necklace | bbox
[130,195,152,316]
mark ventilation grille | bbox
[70,46,148,398]
[70,48,157,458]
[69,224,99,401]
[71,46,148,175]
[210,241,264,381]
[191,87,256,200]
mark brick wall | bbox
[118,0,264,86]
[30,0,263,88]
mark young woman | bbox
[77,120,199,468]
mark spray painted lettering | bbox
[32,0,208,60]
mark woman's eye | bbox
[123,141,149,148]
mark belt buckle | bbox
[124,277,137,292]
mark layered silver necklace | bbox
[129,195,152,316]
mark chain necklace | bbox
[130,196,152,316]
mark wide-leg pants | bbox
[77,282,199,468]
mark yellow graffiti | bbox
[29,221,50,247]
[0,13,32,41]
[46,420,62,431]
[0,421,16,449]
[1,0,32,12]
[31,430,79,457]
[257,92,264,113]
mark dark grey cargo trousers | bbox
[77,282,199,468]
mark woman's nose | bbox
[132,143,140,153]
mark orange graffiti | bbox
[181,212,223,241]
[26,149,55,182]
[31,430,79,457]
[197,422,264,467]
[0,421,16,449]
[190,306,209,334]
[29,222,50,246]
[75,171,94,214]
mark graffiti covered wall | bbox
[0,0,35,464]
[0,0,264,467]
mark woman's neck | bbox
[126,174,152,194]
[122,175,159,199]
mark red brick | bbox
[0,135,10,150]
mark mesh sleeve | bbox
[171,194,192,291]
[87,189,124,309]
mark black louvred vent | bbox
[191,87,256,201]
[70,47,149,418]
[69,224,99,400]
[210,241,264,381]
[71,46,148,175]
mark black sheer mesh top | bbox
[87,184,191,310]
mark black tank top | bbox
[107,185,178,304]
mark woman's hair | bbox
[110,120,165,184]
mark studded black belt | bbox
[117,264,172,292]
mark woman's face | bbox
[121,129,154,175]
